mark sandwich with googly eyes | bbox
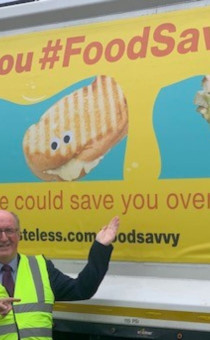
[194,75,210,123]
[22,75,128,181]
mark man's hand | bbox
[0,297,21,316]
[96,216,119,246]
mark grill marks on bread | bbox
[23,75,128,180]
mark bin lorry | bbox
[0,0,210,339]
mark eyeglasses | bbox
[0,228,19,236]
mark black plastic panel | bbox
[53,319,210,340]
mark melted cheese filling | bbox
[45,156,103,181]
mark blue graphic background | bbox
[0,76,127,183]
[153,75,210,179]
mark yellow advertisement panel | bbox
[0,6,210,262]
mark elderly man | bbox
[0,210,119,339]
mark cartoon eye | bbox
[62,131,73,144]
[50,137,60,151]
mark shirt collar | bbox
[0,255,18,272]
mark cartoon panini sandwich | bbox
[194,75,210,123]
[23,75,128,181]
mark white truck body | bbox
[1,1,210,339]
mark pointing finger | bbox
[108,216,119,229]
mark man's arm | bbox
[46,216,119,301]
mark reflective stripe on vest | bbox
[0,327,52,340]
[0,254,54,340]
[14,303,53,313]
[28,256,45,301]
[19,327,52,338]
[0,324,17,335]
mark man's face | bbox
[0,211,20,264]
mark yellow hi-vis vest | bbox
[0,254,55,340]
